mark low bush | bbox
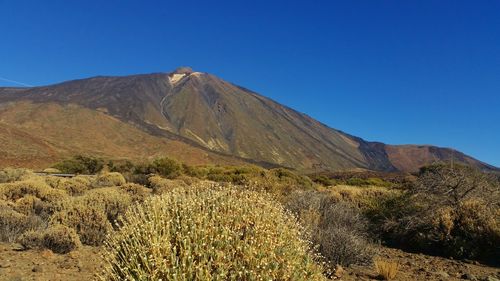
[374,259,399,280]
[47,176,90,195]
[149,157,182,179]
[0,168,33,183]
[52,155,104,174]
[285,190,374,267]
[364,164,500,262]
[94,172,126,187]
[0,179,69,204]
[42,168,61,174]
[148,175,187,194]
[326,185,399,209]
[0,206,45,243]
[13,195,52,219]
[50,202,112,246]
[118,183,150,202]
[429,199,500,260]
[19,224,81,254]
[99,183,325,281]
[80,188,132,223]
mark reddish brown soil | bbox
[341,247,500,281]
[1,242,498,281]
[0,243,102,281]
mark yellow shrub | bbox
[42,168,61,174]
[45,176,90,196]
[433,206,455,238]
[50,201,112,246]
[94,172,126,187]
[374,259,399,280]
[0,206,44,242]
[118,183,150,202]
[0,179,68,204]
[148,175,187,194]
[13,195,50,216]
[19,224,81,254]
[326,185,399,208]
[80,188,132,223]
[99,183,325,281]
[0,168,33,183]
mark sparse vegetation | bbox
[0,158,498,280]
[374,259,399,280]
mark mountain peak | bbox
[173,66,194,74]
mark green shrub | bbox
[149,157,182,179]
[309,175,335,186]
[345,177,392,187]
[99,183,325,280]
[52,155,104,174]
[19,224,81,254]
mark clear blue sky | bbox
[1,1,499,167]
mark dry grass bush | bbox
[45,176,90,195]
[50,201,112,246]
[0,205,45,242]
[99,183,325,281]
[80,188,132,223]
[176,174,200,185]
[94,172,126,187]
[399,164,500,261]
[148,175,187,194]
[430,199,500,260]
[19,224,81,254]
[13,195,52,218]
[118,183,150,202]
[374,259,399,280]
[0,168,33,183]
[325,185,399,208]
[285,190,374,267]
[45,175,92,195]
[0,178,68,203]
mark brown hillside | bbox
[0,68,497,172]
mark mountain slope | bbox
[0,101,263,168]
[0,68,497,172]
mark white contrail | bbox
[0,76,34,87]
